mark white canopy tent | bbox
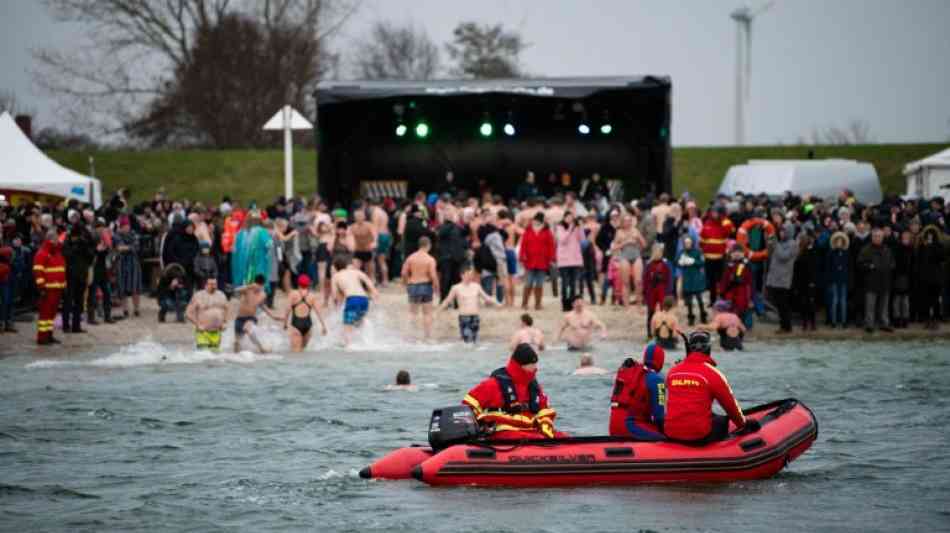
[904,147,950,202]
[717,159,882,204]
[0,111,103,207]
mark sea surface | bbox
[2,316,949,532]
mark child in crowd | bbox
[437,265,497,344]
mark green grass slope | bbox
[47,144,947,207]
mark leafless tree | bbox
[352,21,440,80]
[33,0,358,142]
[0,89,36,117]
[803,119,874,145]
[445,22,526,79]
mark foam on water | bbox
[26,337,283,369]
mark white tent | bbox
[0,111,103,207]
[904,147,950,202]
[717,159,882,204]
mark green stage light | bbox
[415,122,429,138]
[480,122,493,137]
[395,124,407,137]
[600,124,613,135]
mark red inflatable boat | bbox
[361,399,817,487]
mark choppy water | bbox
[2,315,949,532]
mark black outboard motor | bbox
[428,405,479,451]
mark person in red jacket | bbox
[642,243,671,337]
[462,343,561,440]
[33,230,67,345]
[718,244,753,318]
[518,213,555,311]
[608,343,666,441]
[663,331,756,443]
[699,206,734,306]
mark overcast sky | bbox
[2,0,949,146]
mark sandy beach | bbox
[3,283,947,357]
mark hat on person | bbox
[297,274,312,288]
[643,343,665,372]
[686,330,712,355]
[332,208,348,219]
[511,343,539,366]
[713,299,732,312]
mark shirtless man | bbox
[330,255,379,347]
[572,354,609,376]
[700,300,747,351]
[558,296,607,350]
[233,275,282,353]
[350,208,377,278]
[516,198,543,229]
[650,295,681,349]
[401,236,440,340]
[509,313,545,352]
[497,210,519,306]
[437,266,497,344]
[185,277,229,351]
[384,370,418,392]
[369,198,391,287]
[283,273,328,352]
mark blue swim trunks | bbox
[505,249,518,277]
[407,282,434,304]
[343,295,370,325]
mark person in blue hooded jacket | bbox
[608,343,666,441]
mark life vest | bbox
[608,358,648,435]
[736,218,775,263]
[491,367,541,415]
[700,217,733,260]
[33,241,67,291]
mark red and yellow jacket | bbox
[700,216,734,260]
[463,359,558,439]
[33,240,67,291]
[663,352,745,441]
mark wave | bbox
[26,338,283,369]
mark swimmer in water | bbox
[699,300,747,351]
[509,313,545,352]
[283,274,329,352]
[233,275,283,353]
[650,295,681,349]
[572,353,609,375]
[558,296,607,350]
[185,277,229,351]
[437,264,497,344]
[384,369,418,392]
[330,254,379,347]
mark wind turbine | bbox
[731,1,776,146]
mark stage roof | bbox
[315,76,672,104]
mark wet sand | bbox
[3,283,948,355]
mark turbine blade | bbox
[751,0,776,18]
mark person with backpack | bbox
[608,343,667,441]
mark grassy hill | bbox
[47,143,946,207]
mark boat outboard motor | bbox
[428,405,479,451]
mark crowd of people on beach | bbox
[2,168,949,349]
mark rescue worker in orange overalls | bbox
[33,230,67,345]
[462,344,563,440]
[608,343,666,441]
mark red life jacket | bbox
[700,216,733,260]
[608,359,647,436]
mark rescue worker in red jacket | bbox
[33,230,67,345]
[642,243,671,337]
[699,206,733,306]
[663,331,758,443]
[463,343,561,440]
[718,244,753,318]
[608,343,666,441]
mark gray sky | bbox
[2,0,949,146]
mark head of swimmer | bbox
[520,313,533,327]
[396,370,411,386]
[579,354,593,368]
[204,277,218,293]
[571,295,585,312]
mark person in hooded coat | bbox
[916,225,946,329]
[115,216,145,317]
[608,343,666,441]
[825,231,851,328]
[766,223,799,333]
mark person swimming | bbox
[572,353,609,375]
[384,369,418,392]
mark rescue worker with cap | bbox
[462,343,562,440]
[608,343,666,441]
[663,331,758,443]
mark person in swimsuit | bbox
[369,198,391,287]
[233,275,282,353]
[384,369,418,392]
[330,254,378,347]
[350,207,377,278]
[572,353,609,375]
[284,274,328,352]
[700,300,747,351]
[509,313,545,352]
[609,214,646,306]
[437,265,496,344]
[401,236,440,340]
[650,295,680,349]
[558,296,607,350]
[185,277,228,351]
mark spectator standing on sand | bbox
[515,171,540,203]
[61,224,94,334]
[519,212,556,310]
[858,228,895,333]
[643,243,671,337]
[555,211,584,312]
[115,216,144,318]
[792,234,819,331]
[436,210,467,304]
[766,223,799,334]
[916,226,945,329]
[677,235,706,326]
[891,231,915,329]
[825,231,851,329]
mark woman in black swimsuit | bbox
[285,274,328,352]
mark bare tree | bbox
[33,0,358,142]
[445,22,525,79]
[353,21,440,80]
[0,89,36,117]
[803,119,874,145]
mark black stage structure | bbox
[314,76,671,207]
